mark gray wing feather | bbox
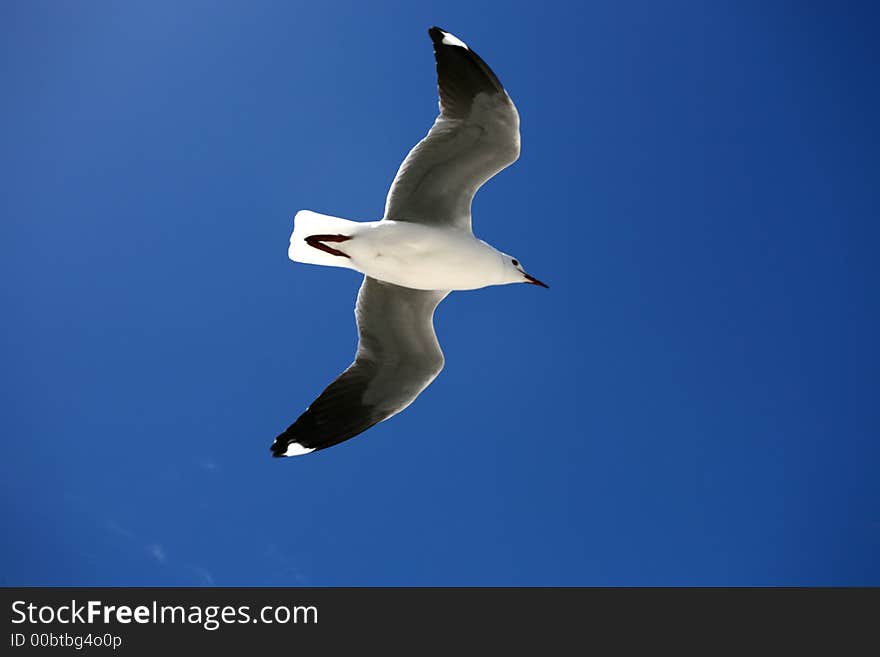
[271,277,449,455]
[383,28,520,230]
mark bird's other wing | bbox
[271,277,449,456]
[383,27,520,231]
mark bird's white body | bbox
[289,211,512,291]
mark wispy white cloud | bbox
[197,458,220,472]
[103,515,215,584]
[146,543,167,564]
[104,520,135,540]
[192,567,215,586]
[265,543,309,585]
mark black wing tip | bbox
[270,437,287,457]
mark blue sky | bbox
[2,1,878,586]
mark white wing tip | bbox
[283,442,316,457]
[441,31,469,50]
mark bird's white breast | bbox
[346,221,503,291]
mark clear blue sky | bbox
[2,1,878,586]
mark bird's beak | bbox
[523,273,549,288]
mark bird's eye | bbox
[512,259,519,267]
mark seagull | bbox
[271,26,547,458]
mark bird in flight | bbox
[272,27,547,458]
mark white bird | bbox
[272,27,547,458]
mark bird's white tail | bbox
[288,210,362,269]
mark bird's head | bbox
[501,254,548,288]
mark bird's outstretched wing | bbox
[383,27,520,231]
[271,277,449,456]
